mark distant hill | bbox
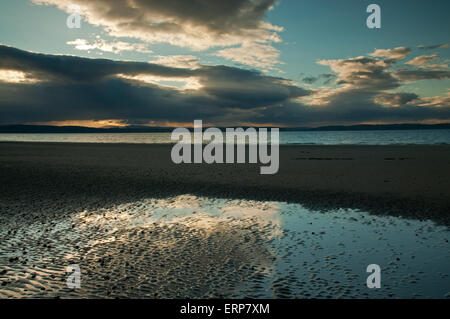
[0,125,172,133]
[285,123,450,131]
[0,123,449,133]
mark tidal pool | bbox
[0,195,449,298]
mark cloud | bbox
[317,56,400,91]
[302,76,317,84]
[412,90,450,107]
[148,55,200,70]
[418,43,450,50]
[1,45,449,127]
[67,38,152,54]
[0,70,39,84]
[197,65,309,109]
[214,42,281,70]
[319,73,338,85]
[301,74,336,85]
[404,54,448,71]
[374,93,419,107]
[369,47,411,61]
[405,54,439,67]
[0,44,307,125]
[0,44,193,83]
[395,69,450,82]
[311,48,450,108]
[295,47,450,124]
[33,0,283,68]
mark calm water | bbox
[0,129,450,145]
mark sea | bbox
[0,129,450,145]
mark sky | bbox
[0,0,449,127]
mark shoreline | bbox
[1,140,450,146]
[1,142,450,225]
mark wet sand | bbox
[1,142,449,224]
[0,195,448,298]
[0,142,449,298]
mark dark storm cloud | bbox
[198,65,309,109]
[1,45,449,126]
[0,45,193,82]
[0,45,308,124]
[248,95,450,126]
[0,79,211,124]
[132,0,276,32]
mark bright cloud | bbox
[148,55,200,70]
[411,90,450,107]
[215,42,282,70]
[0,70,39,84]
[405,54,439,67]
[67,38,152,54]
[33,0,283,68]
[369,47,411,61]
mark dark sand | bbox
[1,142,449,224]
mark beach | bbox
[1,142,449,223]
[0,142,449,298]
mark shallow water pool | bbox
[0,195,449,298]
